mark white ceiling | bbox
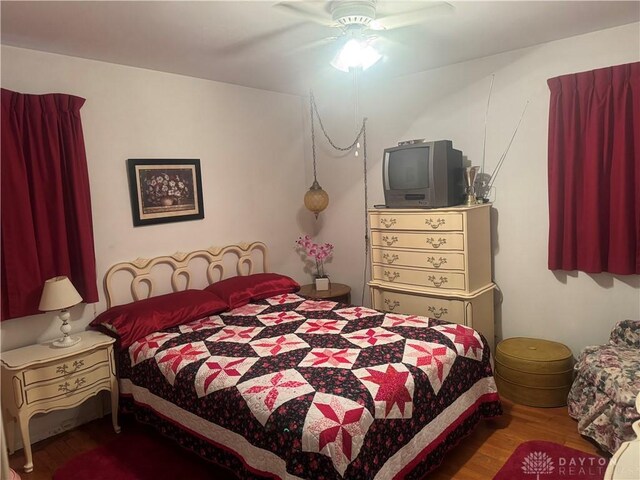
[2,1,638,96]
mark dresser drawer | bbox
[372,288,465,323]
[372,248,465,271]
[370,212,463,231]
[371,231,465,250]
[373,265,466,291]
[23,348,109,386]
[25,363,111,405]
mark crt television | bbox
[382,139,464,208]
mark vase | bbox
[315,277,330,291]
[160,197,174,206]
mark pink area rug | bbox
[53,431,233,480]
[493,440,609,480]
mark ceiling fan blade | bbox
[216,23,307,55]
[273,1,333,26]
[286,36,338,56]
[374,1,455,30]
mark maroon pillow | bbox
[204,273,300,309]
[89,289,228,348]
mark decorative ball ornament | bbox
[304,180,329,218]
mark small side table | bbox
[299,283,351,304]
[1,330,120,473]
[298,282,351,303]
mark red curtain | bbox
[547,62,640,275]
[1,88,99,320]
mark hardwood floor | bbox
[8,399,606,479]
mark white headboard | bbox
[103,241,268,308]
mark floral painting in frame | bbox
[127,159,204,226]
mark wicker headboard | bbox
[103,241,268,308]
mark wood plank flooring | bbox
[8,399,606,479]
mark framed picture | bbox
[127,159,204,226]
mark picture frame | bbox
[127,159,205,226]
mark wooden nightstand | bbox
[299,283,351,304]
[1,330,120,473]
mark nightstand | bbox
[1,330,120,473]
[299,283,351,304]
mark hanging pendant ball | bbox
[304,180,329,218]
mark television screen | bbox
[387,146,430,190]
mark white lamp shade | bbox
[38,276,83,311]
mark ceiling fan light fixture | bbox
[331,38,382,72]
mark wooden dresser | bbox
[368,204,495,351]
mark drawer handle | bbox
[425,218,446,229]
[382,235,398,246]
[426,237,447,249]
[427,275,448,288]
[428,306,449,319]
[58,377,86,394]
[383,253,399,265]
[56,360,85,375]
[426,256,447,269]
[383,270,400,282]
[380,218,397,229]
[384,299,400,311]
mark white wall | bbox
[309,23,640,356]
[0,45,313,444]
[1,45,313,351]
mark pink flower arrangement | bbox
[295,235,334,278]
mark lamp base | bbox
[53,336,81,348]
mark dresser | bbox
[369,204,495,351]
[1,330,119,472]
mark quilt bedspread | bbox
[117,293,501,479]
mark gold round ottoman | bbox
[495,337,573,407]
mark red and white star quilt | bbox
[302,392,374,476]
[352,363,415,419]
[298,348,360,369]
[402,340,456,394]
[222,303,269,317]
[334,306,379,321]
[206,325,264,343]
[154,341,210,385]
[179,315,225,333]
[238,369,315,426]
[296,299,337,312]
[120,292,501,480]
[432,323,485,361]
[194,355,258,397]
[382,313,433,328]
[295,318,348,335]
[250,334,310,357]
[256,310,305,326]
[342,327,403,348]
[265,293,304,305]
[129,332,179,366]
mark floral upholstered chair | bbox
[568,320,640,453]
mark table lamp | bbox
[39,276,83,348]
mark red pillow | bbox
[204,273,300,309]
[89,289,228,348]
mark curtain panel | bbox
[547,62,640,275]
[1,88,99,320]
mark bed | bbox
[94,242,501,479]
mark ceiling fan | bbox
[274,0,455,71]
